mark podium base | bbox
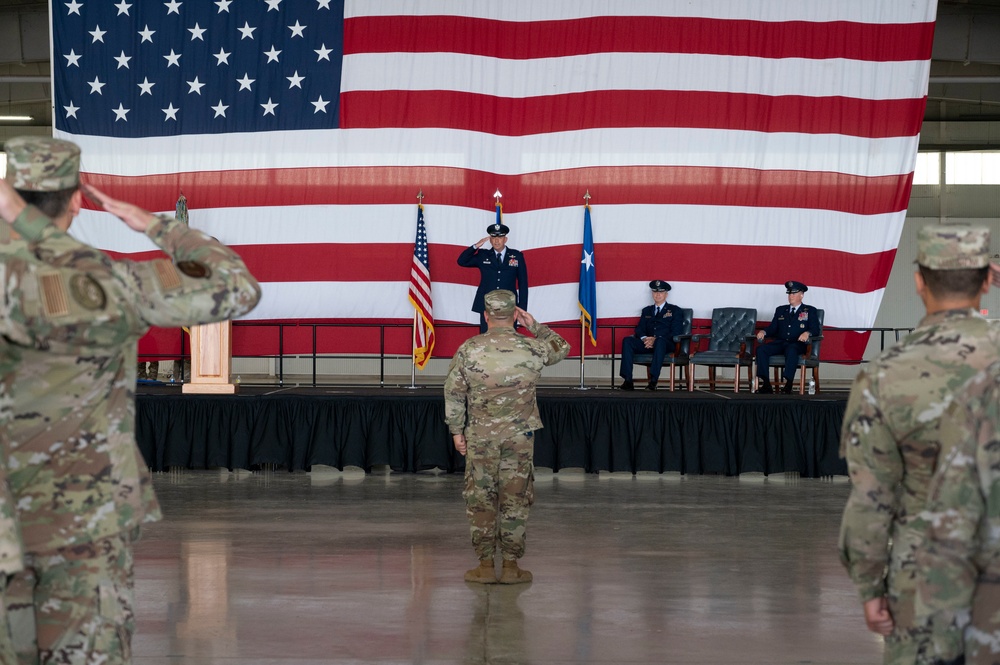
[182,383,239,395]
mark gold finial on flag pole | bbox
[417,190,424,203]
[583,189,591,204]
[494,189,502,207]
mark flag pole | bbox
[576,190,592,391]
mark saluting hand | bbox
[0,178,27,224]
[82,184,157,232]
[515,307,535,328]
[475,236,491,248]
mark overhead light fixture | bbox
[0,115,33,122]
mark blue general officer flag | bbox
[578,204,597,345]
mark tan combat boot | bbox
[464,559,496,584]
[498,559,532,584]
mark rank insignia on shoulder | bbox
[68,274,107,311]
[177,260,212,279]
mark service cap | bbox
[649,280,671,292]
[487,223,509,237]
[785,280,808,294]
[916,225,991,270]
[4,136,81,192]
[483,289,517,317]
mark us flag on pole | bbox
[51,1,937,363]
[409,203,434,369]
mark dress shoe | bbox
[645,381,657,391]
[757,379,773,394]
[619,380,634,391]
[781,380,794,394]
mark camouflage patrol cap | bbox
[483,289,516,317]
[4,136,81,191]
[916,225,990,270]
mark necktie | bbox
[655,306,661,316]
[496,251,503,263]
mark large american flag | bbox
[52,0,936,361]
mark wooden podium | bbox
[182,321,238,394]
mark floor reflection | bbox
[131,471,880,664]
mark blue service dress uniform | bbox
[620,302,685,383]
[457,246,529,332]
[755,304,821,381]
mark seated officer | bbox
[619,280,684,391]
[755,280,821,394]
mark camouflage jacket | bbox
[916,361,1000,660]
[839,308,1000,603]
[0,206,167,574]
[4,205,261,554]
[444,322,570,441]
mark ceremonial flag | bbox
[51,1,938,361]
[579,204,597,345]
[409,204,434,369]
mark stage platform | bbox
[136,384,849,478]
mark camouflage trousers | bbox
[6,529,137,665]
[886,531,964,665]
[463,430,535,561]
[0,574,19,665]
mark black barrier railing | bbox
[140,321,918,387]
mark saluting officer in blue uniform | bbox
[619,280,685,391]
[457,223,529,333]
[754,280,821,394]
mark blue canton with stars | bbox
[52,0,344,138]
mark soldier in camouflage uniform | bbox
[914,359,1000,664]
[839,225,1000,665]
[0,136,261,664]
[444,289,569,584]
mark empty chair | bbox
[687,307,757,392]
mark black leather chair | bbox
[765,308,825,394]
[630,308,693,391]
[687,307,757,392]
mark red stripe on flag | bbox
[80,167,914,216]
[344,15,935,61]
[108,243,896,295]
[341,90,926,139]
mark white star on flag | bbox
[88,77,106,94]
[238,22,256,39]
[164,1,182,16]
[288,21,306,38]
[113,103,130,121]
[212,101,229,118]
[261,98,278,116]
[137,77,155,95]
[115,1,131,16]
[114,51,131,69]
[188,24,206,41]
[63,102,79,118]
[187,77,205,95]
[214,49,231,65]
[311,95,329,113]
[236,74,255,91]
[162,103,179,120]
[64,50,81,67]
[138,26,155,43]
[287,71,304,89]
[264,46,282,63]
